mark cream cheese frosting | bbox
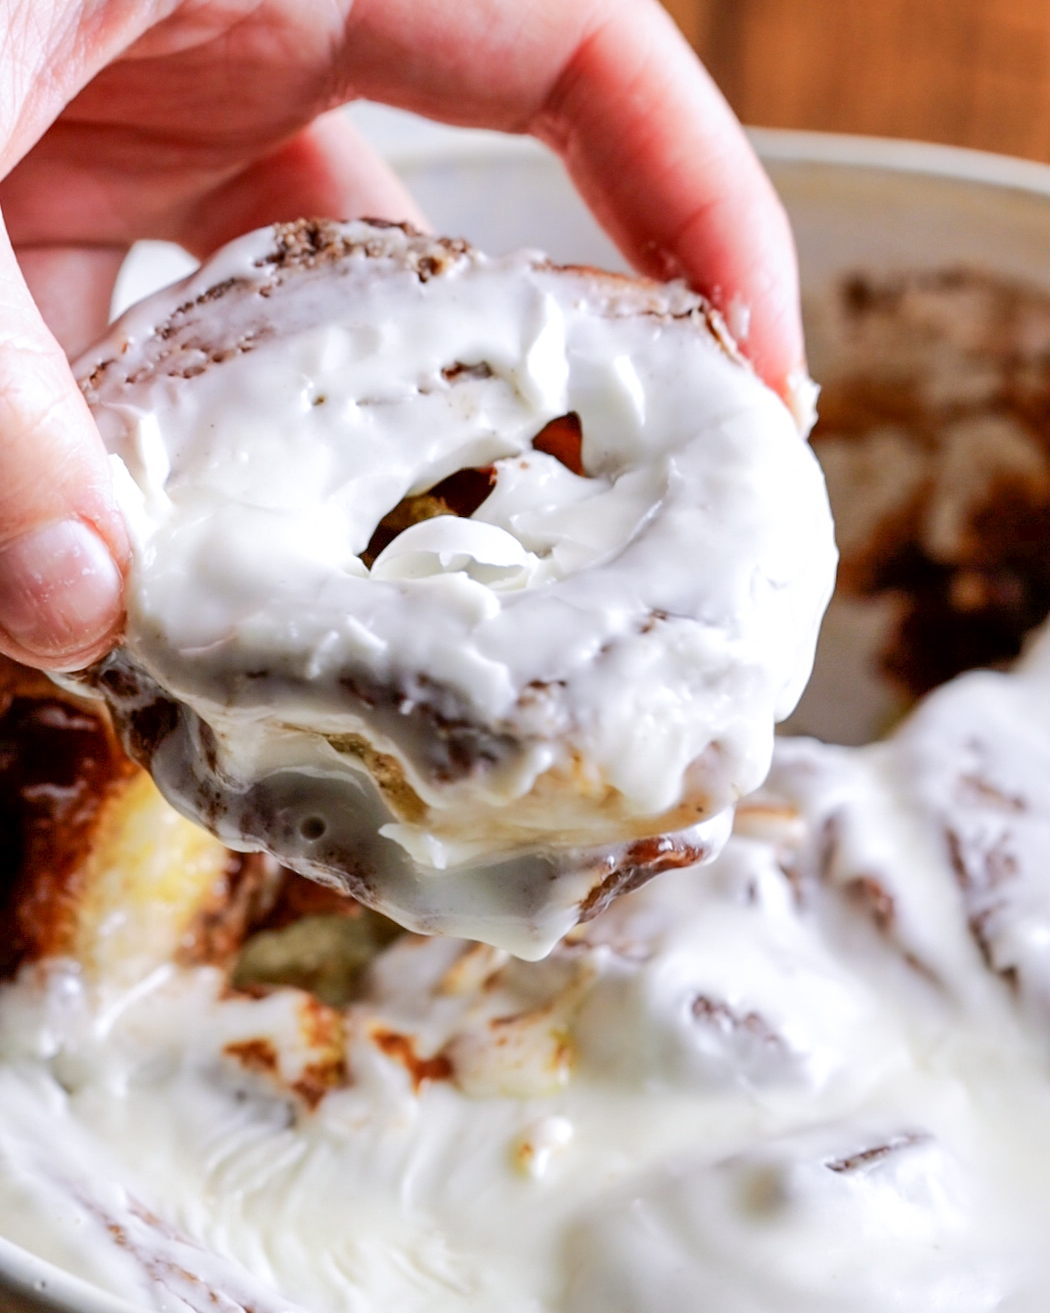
[7,626,1050,1310]
[71,219,836,956]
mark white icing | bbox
[74,223,836,952]
[370,517,544,589]
[12,239,1049,1312]
[10,632,1050,1308]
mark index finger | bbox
[340,0,805,408]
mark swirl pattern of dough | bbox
[72,219,836,956]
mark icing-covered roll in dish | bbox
[71,219,836,957]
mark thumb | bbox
[0,212,127,671]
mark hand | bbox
[0,0,803,670]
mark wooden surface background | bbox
[661,0,1050,161]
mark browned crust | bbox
[79,217,729,404]
[177,851,284,968]
[262,217,469,279]
[371,1026,453,1092]
[532,412,585,475]
[223,1036,279,1075]
[293,996,350,1107]
[0,657,136,974]
[291,1057,349,1110]
[577,833,713,922]
[0,656,334,982]
[358,464,497,574]
[223,998,349,1110]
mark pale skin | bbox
[0,0,804,671]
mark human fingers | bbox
[16,244,128,359]
[339,0,803,402]
[0,218,127,670]
[0,2,172,671]
[535,8,803,405]
[170,111,427,257]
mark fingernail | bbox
[0,519,122,665]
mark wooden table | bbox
[662,0,1050,161]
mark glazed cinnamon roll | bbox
[70,219,836,956]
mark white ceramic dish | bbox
[7,112,1050,1313]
